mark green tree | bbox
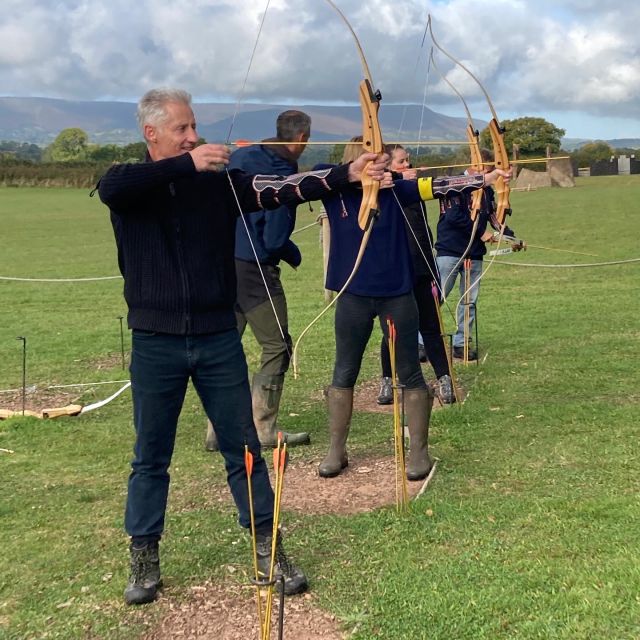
[46,128,89,162]
[0,141,42,162]
[571,141,614,167]
[121,141,147,162]
[87,143,123,163]
[479,117,565,155]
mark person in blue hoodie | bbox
[205,111,312,451]
[314,139,511,480]
[435,149,518,361]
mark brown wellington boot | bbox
[204,419,218,451]
[253,373,310,447]
[318,386,354,478]
[405,387,434,481]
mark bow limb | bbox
[428,16,512,323]
[427,15,512,225]
[292,2,383,376]
[428,49,482,302]
[323,0,383,228]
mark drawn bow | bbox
[292,0,384,377]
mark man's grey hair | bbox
[276,110,311,142]
[137,88,192,133]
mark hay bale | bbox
[514,168,552,190]
[548,158,576,187]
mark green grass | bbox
[1,176,639,639]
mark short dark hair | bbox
[276,110,311,142]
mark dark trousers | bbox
[236,293,292,377]
[125,329,274,542]
[380,275,450,379]
[332,292,427,390]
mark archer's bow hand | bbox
[483,167,512,187]
[189,144,231,172]
[348,152,390,183]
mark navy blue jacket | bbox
[435,186,515,260]
[231,142,301,268]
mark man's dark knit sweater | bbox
[98,153,349,335]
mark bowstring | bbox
[223,0,291,359]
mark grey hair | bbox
[136,88,192,133]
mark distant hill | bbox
[561,137,640,152]
[3,97,637,154]
[0,96,481,147]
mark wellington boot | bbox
[405,387,434,481]
[318,386,353,478]
[253,373,310,447]
[204,419,218,451]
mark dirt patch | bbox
[0,387,81,417]
[279,454,430,515]
[144,454,436,640]
[352,377,450,414]
[144,578,346,640]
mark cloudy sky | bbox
[1,0,638,139]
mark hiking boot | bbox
[255,532,308,596]
[376,376,393,405]
[124,541,162,605]
[437,375,455,405]
[418,343,428,363]
[453,345,478,361]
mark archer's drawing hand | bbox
[380,171,395,189]
[190,144,230,172]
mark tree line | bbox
[1,117,636,187]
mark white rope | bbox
[490,257,640,268]
[0,275,121,282]
[48,380,130,389]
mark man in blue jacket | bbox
[206,111,311,450]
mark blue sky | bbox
[0,0,638,139]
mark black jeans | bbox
[125,329,274,542]
[332,292,427,390]
[380,275,451,379]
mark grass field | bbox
[1,176,639,639]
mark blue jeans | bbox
[436,256,482,349]
[333,292,427,390]
[125,329,274,541]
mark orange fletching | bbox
[244,447,254,476]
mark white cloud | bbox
[0,0,638,137]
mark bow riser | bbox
[358,79,383,229]
[488,119,512,225]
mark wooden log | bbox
[0,409,43,420]
[42,404,83,419]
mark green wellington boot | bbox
[318,386,353,478]
[204,419,218,451]
[253,373,310,447]
[405,387,434,481]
